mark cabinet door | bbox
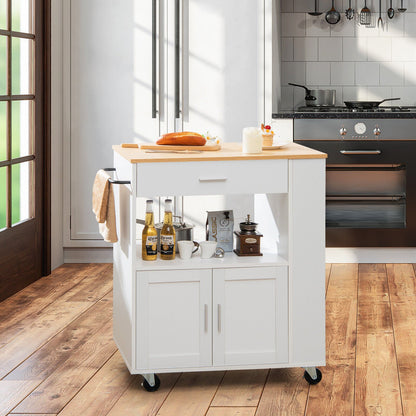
[136,269,212,370]
[213,267,288,366]
[179,0,265,139]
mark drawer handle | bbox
[199,177,227,183]
[340,150,381,155]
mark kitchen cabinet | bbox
[137,269,212,369]
[213,267,288,366]
[136,266,288,371]
[112,142,327,390]
[63,0,273,248]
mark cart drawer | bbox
[136,159,288,197]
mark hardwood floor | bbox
[1,263,416,415]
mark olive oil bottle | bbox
[142,200,158,261]
[160,199,176,260]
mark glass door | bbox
[0,0,49,301]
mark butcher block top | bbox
[113,142,327,163]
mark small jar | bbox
[242,127,262,154]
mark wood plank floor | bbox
[1,263,416,416]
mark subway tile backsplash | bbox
[280,0,416,108]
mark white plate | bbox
[263,141,290,150]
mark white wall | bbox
[280,0,416,109]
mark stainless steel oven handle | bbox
[340,150,382,155]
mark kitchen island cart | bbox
[112,142,327,390]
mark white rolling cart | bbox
[111,143,327,391]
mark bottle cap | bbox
[165,199,173,212]
[145,200,153,212]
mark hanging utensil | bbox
[360,0,371,25]
[309,0,323,16]
[346,0,354,19]
[387,0,394,18]
[378,0,383,28]
[326,0,341,24]
[398,0,407,12]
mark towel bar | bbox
[103,168,131,185]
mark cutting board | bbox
[121,143,221,151]
[139,144,221,151]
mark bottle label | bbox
[145,235,158,256]
[160,235,175,255]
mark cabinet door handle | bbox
[340,150,381,155]
[152,0,158,119]
[217,304,221,333]
[175,0,181,119]
[198,177,228,183]
[204,304,208,332]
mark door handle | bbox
[340,150,382,155]
[217,304,221,333]
[204,304,208,332]
[175,0,181,119]
[152,0,158,119]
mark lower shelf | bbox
[135,244,288,270]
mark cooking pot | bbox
[137,216,194,253]
[288,83,336,107]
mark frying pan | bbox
[344,97,400,109]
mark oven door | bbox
[295,140,416,247]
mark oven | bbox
[294,118,416,247]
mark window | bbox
[0,0,35,229]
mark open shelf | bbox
[135,244,288,271]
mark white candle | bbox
[242,127,262,154]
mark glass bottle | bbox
[142,200,158,261]
[160,199,176,260]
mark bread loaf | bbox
[156,132,206,146]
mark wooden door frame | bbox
[0,0,51,299]
[42,0,51,276]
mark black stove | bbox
[273,106,416,119]
[296,105,416,113]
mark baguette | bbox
[156,132,206,146]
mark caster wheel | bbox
[304,368,322,385]
[142,374,161,392]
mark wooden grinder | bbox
[233,215,263,256]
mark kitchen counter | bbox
[272,111,416,119]
[113,142,327,163]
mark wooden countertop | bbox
[113,142,327,163]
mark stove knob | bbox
[373,126,381,136]
[340,127,347,136]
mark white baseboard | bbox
[326,248,416,263]
[64,247,113,263]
